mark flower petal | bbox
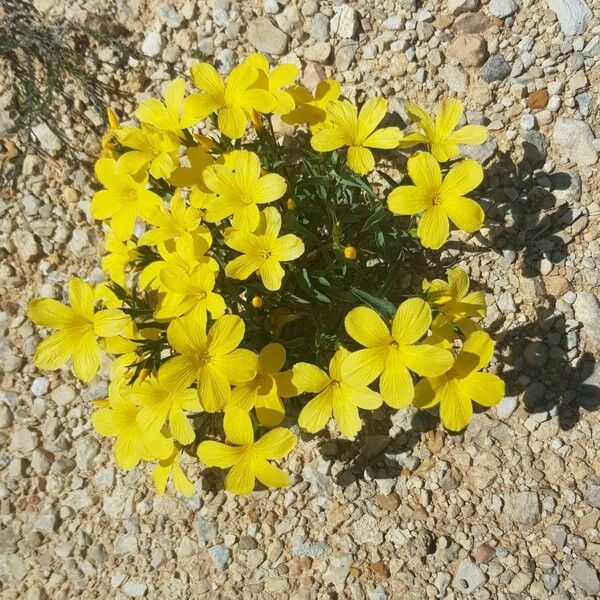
[444,197,484,233]
[447,267,469,300]
[311,127,347,152]
[191,62,225,97]
[224,454,255,495]
[347,146,375,175]
[439,380,472,432]
[208,314,244,356]
[259,343,286,375]
[167,313,207,354]
[392,298,432,345]
[28,298,78,329]
[344,306,392,348]
[292,363,330,393]
[254,427,296,459]
[357,97,387,141]
[387,185,433,215]
[93,309,129,337]
[417,205,449,250]
[457,331,494,373]
[223,407,254,446]
[259,258,285,291]
[68,278,95,320]
[363,126,400,149]
[272,234,304,262]
[197,441,243,468]
[213,349,258,385]
[252,173,287,204]
[439,159,484,199]
[380,356,414,409]
[341,347,387,385]
[404,102,435,137]
[254,459,290,489]
[218,105,247,139]
[226,254,264,281]
[169,409,196,446]
[72,331,102,382]
[434,98,463,138]
[400,344,454,377]
[464,372,504,407]
[332,389,362,438]
[297,388,333,433]
[448,124,488,146]
[407,152,442,193]
[198,364,231,412]
[413,377,438,409]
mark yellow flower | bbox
[311,97,401,175]
[101,232,139,286]
[101,108,122,158]
[91,158,162,241]
[169,145,214,188]
[92,376,173,469]
[414,331,504,431]
[423,267,486,337]
[203,150,287,232]
[28,278,130,382]
[400,99,488,162]
[161,313,258,412]
[138,231,216,291]
[135,77,202,137]
[152,448,196,496]
[131,363,202,445]
[156,264,226,323]
[224,207,304,291]
[282,79,342,131]
[294,348,383,438]
[138,191,201,247]
[115,124,180,179]
[188,62,276,139]
[197,407,296,495]
[228,343,297,427]
[342,299,454,408]
[343,246,357,260]
[387,152,484,250]
[245,54,300,115]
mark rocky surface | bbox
[0,0,599,598]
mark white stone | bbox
[141,31,163,57]
[546,0,592,36]
[553,118,598,167]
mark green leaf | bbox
[350,287,396,316]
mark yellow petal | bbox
[191,62,225,97]
[254,459,290,489]
[71,331,102,382]
[68,278,95,320]
[172,459,196,496]
[252,173,287,204]
[392,298,432,346]
[243,89,276,113]
[348,385,383,410]
[114,434,144,470]
[328,348,350,381]
[91,406,120,436]
[259,258,285,291]
[167,313,207,354]
[160,355,200,390]
[208,314,244,356]
[459,331,494,372]
[28,298,78,329]
[254,427,296,459]
[404,102,435,137]
[169,409,196,446]
[226,254,264,281]
[430,141,460,163]
[151,462,171,494]
[332,389,362,438]
[417,205,449,250]
[400,344,454,377]
[223,407,254,446]
[259,343,286,375]
[311,127,347,152]
[363,126,400,149]
[327,100,358,141]
[448,124,488,146]
[387,185,433,215]
[434,98,463,138]
[413,377,438,409]
[439,380,472,432]
[224,454,255,495]
[407,152,442,193]
[297,388,333,433]
[212,349,258,385]
[340,347,387,386]
[197,441,243,468]
[93,309,129,337]
[380,354,414,409]
[444,197,484,233]
[135,99,175,132]
[232,203,260,232]
[292,363,330,393]
[218,105,247,139]
[272,234,304,262]
[447,267,469,299]
[464,372,504,407]
[198,364,231,412]
[357,97,387,141]
[440,159,483,199]
[345,306,392,348]
[347,146,375,175]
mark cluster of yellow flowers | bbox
[28,55,502,496]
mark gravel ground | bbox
[1,0,599,598]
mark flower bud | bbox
[344,246,357,260]
[286,198,296,210]
[251,295,263,308]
